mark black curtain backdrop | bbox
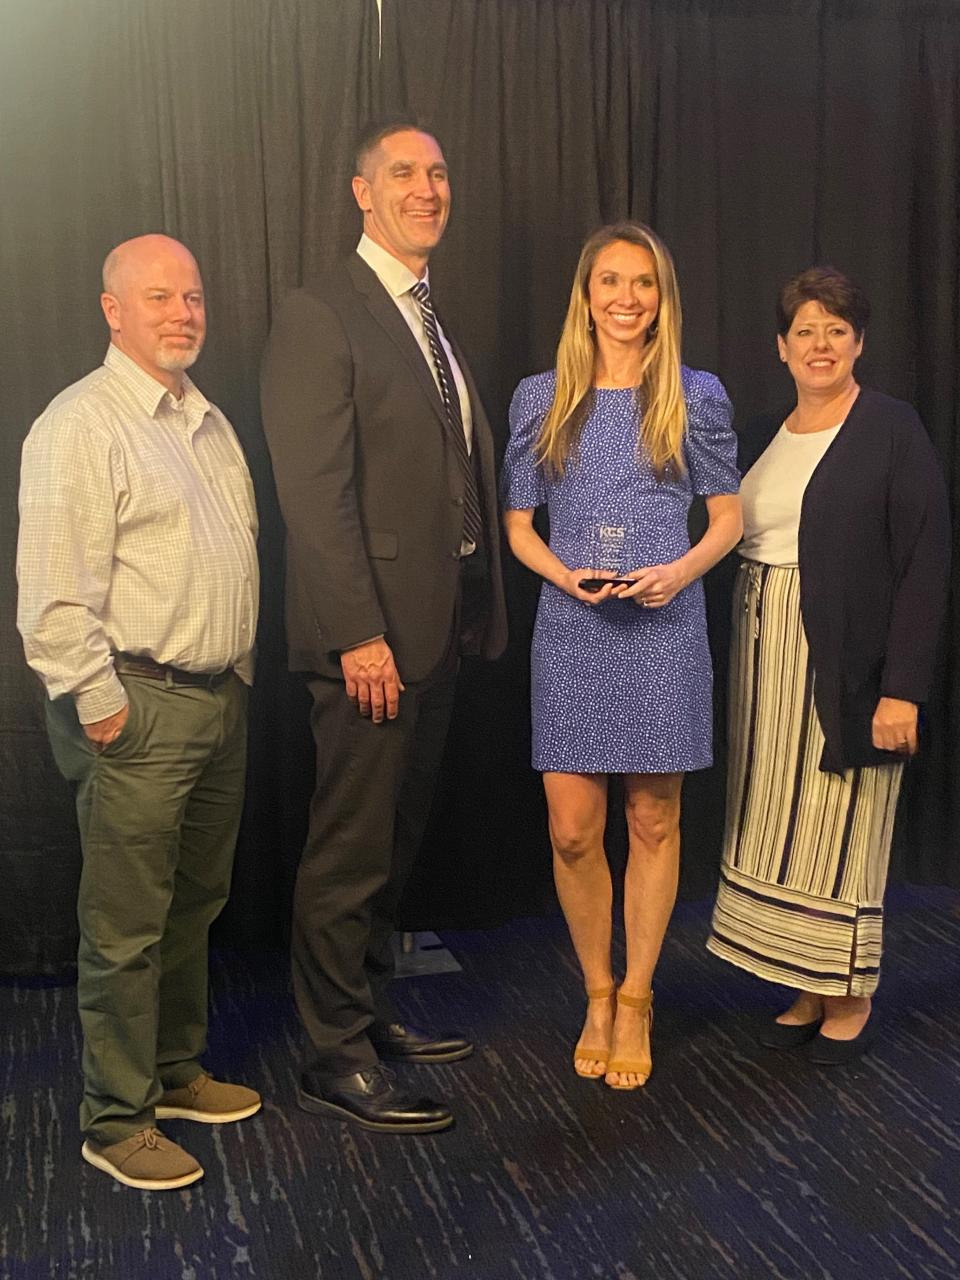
[1,0,957,975]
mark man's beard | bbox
[155,340,201,372]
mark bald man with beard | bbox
[17,234,261,1190]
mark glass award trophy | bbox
[578,520,635,593]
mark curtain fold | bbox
[1,0,958,972]
[0,0,380,973]
[384,0,960,914]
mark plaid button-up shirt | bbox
[17,345,259,723]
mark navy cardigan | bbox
[738,386,951,773]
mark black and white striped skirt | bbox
[706,561,903,997]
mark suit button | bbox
[450,551,459,560]
[453,496,463,506]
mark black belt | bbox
[113,653,234,689]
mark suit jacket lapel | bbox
[346,254,449,435]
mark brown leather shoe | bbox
[82,1127,203,1190]
[156,1073,261,1123]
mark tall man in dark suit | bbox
[260,121,507,1133]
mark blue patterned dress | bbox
[501,368,739,774]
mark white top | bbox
[17,345,259,722]
[356,233,473,454]
[738,422,841,566]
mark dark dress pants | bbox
[293,638,459,1075]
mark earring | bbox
[587,316,595,332]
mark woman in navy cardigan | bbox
[707,266,950,1063]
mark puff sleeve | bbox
[682,370,739,496]
[500,373,554,510]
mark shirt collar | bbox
[357,233,430,299]
[103,343,210,423]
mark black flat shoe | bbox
[369,1021,474,1064]
[298,1065,453,1133]
[807,1019,874,1065]
[755,1017,823,1049]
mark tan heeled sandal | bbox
[573,985,616,1078]
[605,989,653,1090]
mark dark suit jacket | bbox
[739,386,950,772]
[260,253,507,682]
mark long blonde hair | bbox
[535,221,687,479]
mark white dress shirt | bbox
[17,344,259,722]
[356,233,474,455]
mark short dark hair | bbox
[776,266,871,337]
[354,116,438,176]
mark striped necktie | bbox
[411,280,482,548]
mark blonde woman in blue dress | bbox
[501,223,742,1088]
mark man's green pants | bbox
[45,672,247,1144]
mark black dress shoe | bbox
[298,1065,453,1133]
[369,1021,473,1064]
[807,1018,874,1065]
[755,1017,823,1049]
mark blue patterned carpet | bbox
[2,888,959,1280]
